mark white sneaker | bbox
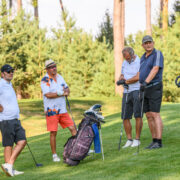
[52,154,60,162]
[1,163,14,177]
[88,149,95,153]
[13,169,24,175]
[122,140,133,148]
[131,139,140,147]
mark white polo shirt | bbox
[41,73,68,115]
[121,55,140,93]
[0,78,20,121]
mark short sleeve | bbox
[136,56,140,71]
[59,76,68,89]
[0,82,3,95]
[153,50,164,68]
[121,61,125,75]
[41,77,50,95]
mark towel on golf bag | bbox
[92,123,101,153]
[63,116,95,166]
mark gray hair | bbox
[122,47,134,58]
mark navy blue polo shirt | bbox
[139,48,164,84]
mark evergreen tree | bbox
[169,0,180,26]
[96,10,113,49]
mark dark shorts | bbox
[121,90,142,120]
[0,119,26,147]
[143,82,163,113]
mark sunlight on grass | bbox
[0,99,179,180]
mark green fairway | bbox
[0,98,180,180]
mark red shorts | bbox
[46,113,74,131]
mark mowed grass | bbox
[0,97,180,180]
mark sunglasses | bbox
[5,69,14,74]
[48,65,56,69]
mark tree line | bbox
[0,0,180,102]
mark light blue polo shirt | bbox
[121,55,140,93]
[0,78,20,121]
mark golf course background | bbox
[0,97,180,180]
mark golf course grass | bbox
[0,97,180,180]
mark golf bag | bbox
[63,104,104,166]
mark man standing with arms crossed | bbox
[0,64,27,177]
[139,35,164,149]
[41,59,77,162]
[118,47,143,148]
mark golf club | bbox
[27,142,43,167]
[133,91,145,155]
[65,96,77,131]
[118,89,129,151]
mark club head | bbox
[36,163,43,167]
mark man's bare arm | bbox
[145,66,159,83]
[125,72,139,84]
[119,74,125,80]
[45,87,70,99]
[0,105,3,112]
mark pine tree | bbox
[96,9,113,49]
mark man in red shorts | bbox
[41,59,77,162]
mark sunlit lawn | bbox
[0,97,180,180]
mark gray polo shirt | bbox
[121,55,140,93]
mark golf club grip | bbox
[65,96,77,130]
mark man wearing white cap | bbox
[41,59,77,162]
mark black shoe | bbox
[149,142,162,149]
[144,142,154,149]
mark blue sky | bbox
[25,0,176,37]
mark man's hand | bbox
[63,87,70,96]
[116,79,125,86]
[140,82,148,91]
[0,105,3,112]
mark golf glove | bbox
[57,90,64,96]
[116,79,125,86]
[140,82,148,92]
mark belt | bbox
[146,82,161,88]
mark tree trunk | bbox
[59,0,64,12]
[59,0,67,30]
[146,0,152,35]
[113,0,125,96]
[159,0,164,28]
[9,0,13,9]
[163,0,168,32]
[17,0,22,12]
[32,0,39,19]
[34,4,39,20]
